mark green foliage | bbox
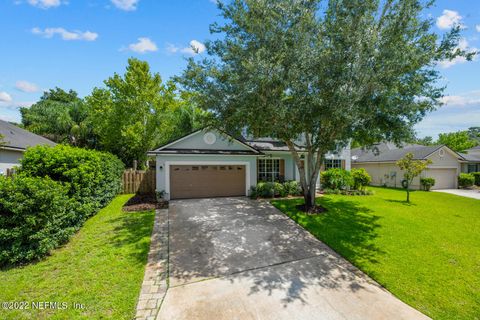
[458,173,475,188]
[414,136,435,146]
[283,180,302,196]
[472,172,480,186]
[20,88,96,148]
[86,58,182,167]
[420,177,436,191]
[351,168,372,190]
[251,180,301,198]
[19,145,124,218]
[320,169,353,190]
[437,131,479,152]
[396,153,432,202]
[0,176,76,265]
[179,0,472,209]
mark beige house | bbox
[351,143,465,190]
[0,119,55,174]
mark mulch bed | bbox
[122,194,169,212]
[296,204,327,215]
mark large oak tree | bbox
[180,0,474,210]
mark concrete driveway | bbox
[157,197,429,320]
[433,188,480,200]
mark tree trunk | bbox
[285,140,323,211]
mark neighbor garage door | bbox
[425,168,457,189]
[170,165,246,199]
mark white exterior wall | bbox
[0,149,23,174]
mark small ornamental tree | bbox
[396,153,432,202]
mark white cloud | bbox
[126,37,158,53]
[180,40,206,55]
[27,0,62,9]
[166,43,179,54]
[438,38,477,68]
[476,25,480,32]
[436,10,463,30]
[32,27,98,41]
[0,92,12,103]
[15,80,39,93]
[440,90,480,107]
[111,0,139,11]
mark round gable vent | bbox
[438,148,445,157]
[203,132,216,145]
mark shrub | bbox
[472,172,480,186]
[0,176,76,265]
[458,173,475,188]
[273,182,287,197]
[320,168,353,190]
[249,186,258,199]
[255,182,274,198]
[420,177,436,191]
[283,180,302,196]
[19,145,124,219]
[351,168,371,190]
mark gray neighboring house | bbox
[148,128,351,200]
[459,145,480,173]
[0,119,56,174]
[351,142,466,190]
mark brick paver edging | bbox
[135,208,169,320]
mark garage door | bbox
[425,168,457,189]
[170,165,246,199]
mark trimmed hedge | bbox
[320,168,353,190]
[250,180,302,199]
[0,176,76,265]
[458,173,475,188]
[0,145,124,266]
[351,168,372,191]
[420,177,435,191]
[19,145,124,220]
[472,172,480,186]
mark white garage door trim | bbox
[164,161,250,197]
[425,168,458,189]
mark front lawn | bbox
[0,195,155,320]
[271,187,480,320]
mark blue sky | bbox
[0,0,478,139]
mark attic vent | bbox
[439,149,445,157]
[372,147,380,156]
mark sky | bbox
[0,0,479,139]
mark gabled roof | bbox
[0,119,56,151]
[244,139,306,152]
[459,152,480,162]
[148,128,262,155]
[352,142,464,163]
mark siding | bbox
[0,149,23,173]
[169,130,250,151]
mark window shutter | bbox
[341,160,346,169]
[280,159,285,177]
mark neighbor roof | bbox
[458,152,480,162]
[0,119,56,151]
[352,143,463,163]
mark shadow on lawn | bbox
[109,210,154,264]
[284,197,384,266]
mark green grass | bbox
[0,195,155,320]
[271,187,480,320]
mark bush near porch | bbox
[0,145,124,266]
[250,180,302,198]
[271,187,480,319]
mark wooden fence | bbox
[122,169,156,194]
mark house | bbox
[459,145,480,173]
[351,142,465,189]
[0,119,56,174]
[148,128,351,200]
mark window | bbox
[468,164,479,173]
[258,158,280,182]
[324,159,342,170]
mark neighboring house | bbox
[0,119,56,174]
[459,145,480,173]
[148,128,351,200]
[351,142,465,190]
